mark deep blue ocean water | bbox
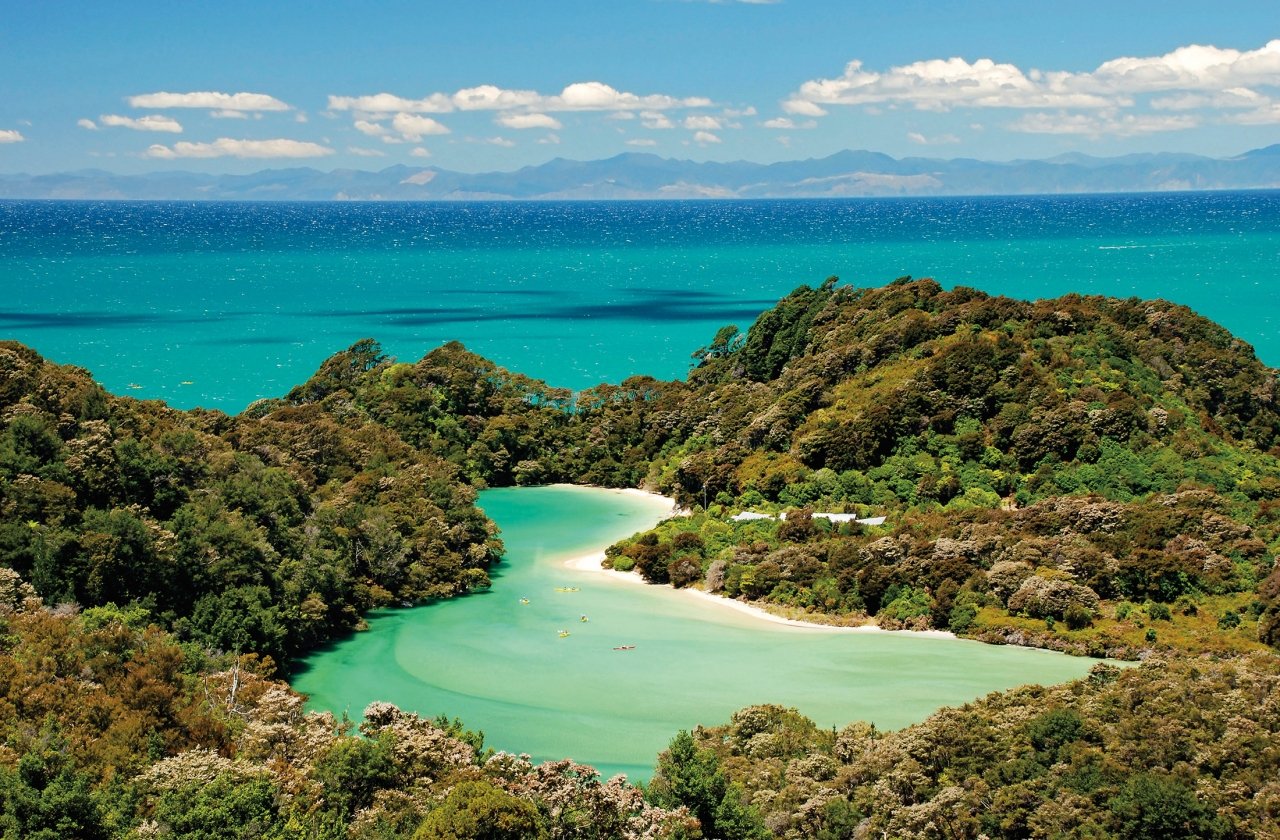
[2,194,1278,412]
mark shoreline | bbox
[563,547,956,639]
[550,483,955,638]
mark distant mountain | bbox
[4,146,1280,200]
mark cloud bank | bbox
[329,81,711,115]
[145,137,333,159]
[129,91,291,112]
[782,39,1280,135]
[100,114,183,133]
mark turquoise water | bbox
[291,485,1100,780]
[2,195,1278,412]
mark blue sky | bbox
[2,0,1279,174]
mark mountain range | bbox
[4,145,1280,200]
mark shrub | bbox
[1064,603,1093,630]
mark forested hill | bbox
[0,340,501,665]
[264,277,1280,655]
[605,278,1280,656]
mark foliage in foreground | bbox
[0,590,696,839]
[664,655,1280,839]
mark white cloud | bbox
[785,57,1112,114]
[129,91,289,111]
[693,130,721,144]
[482,136,516,147]
[1220,103,1280,125]
[77,118,97,130]
[391,112,450,141]
[1086,41,1280,94]
[781,99,827,117]
[549,81,709,111]
[354,114,451,144]
[1151,87,1265,111]
[329,81,711,118]
[327,92,453,113]
[100,114,183,133]
[641,111,674,129]
[144,137,333,159]
[762,117,815,129]
[347,146,387,157]
[684,115,722,130]
[538,133,561,144]
[782,39,1280,136]
[626,138,657,146]
[410,146,431,158]
[0,129,24,143]
[211,109,249,119]
[723,106,757,117]
[354,119,389,138]
[453,85,542,111]
[1008,112,1199,137]
[497,112,562,130]
[906,131,960,145]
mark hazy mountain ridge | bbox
[4,145,1280,200]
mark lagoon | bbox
[291,485,1100,780]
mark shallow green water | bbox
[292,485,1099,780]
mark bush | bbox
[1064,603,1093,630]
[948,602,978,634]
[414,781,547,840]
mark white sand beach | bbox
[563,542,956,639]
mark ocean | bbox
[2,193,1277,412]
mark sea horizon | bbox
[4,192,1278,413]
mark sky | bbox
[2,0,1279,174]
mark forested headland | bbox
[2,276,1279,837]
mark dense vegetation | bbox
[0,583,696,838]
[0,340,500,665]
[651,655,1280,839]
[266,278,1280,656]
[3,275,1280,837]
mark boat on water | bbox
[558,630,571,638]
[554,586,580,593]
[612,645,635,651]
[579,614,589,622]
[519,597,529,605]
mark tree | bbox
[414,781,546,840]
[647,730,726,833]
[0,733,106,840]
[712,782,768,840]
[1108,773,1228,839]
